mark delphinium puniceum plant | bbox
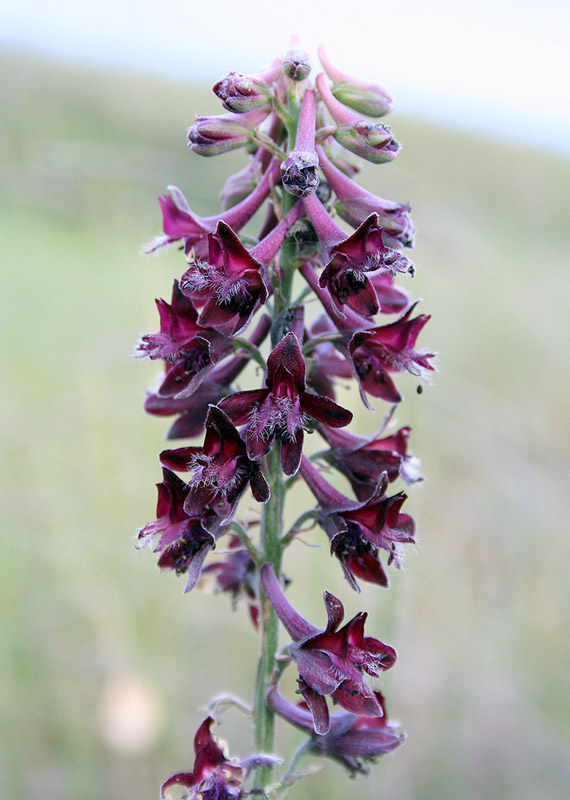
[138,44,434,799]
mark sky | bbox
[2,0,570,153]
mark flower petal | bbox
[301,685,331,736]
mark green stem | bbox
[253,443,284,790]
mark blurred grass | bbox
[1,48,569,800]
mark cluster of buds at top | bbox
[139,45,434,798]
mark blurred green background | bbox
[1,49,569,800]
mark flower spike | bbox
[139,46,434,798]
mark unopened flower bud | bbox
[282,48,311,81]
[317,73,399,164]
[281,151,319,198]
[188,108,269,157]
[213,61,280,113]
[319,46,393,117]
[332,82,393,117]
[335,120,400,164]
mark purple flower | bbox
[267,687,405,775]
[160,716,278,800]
[137,280,231,400]
[261,563,397,735]
[219,332,352,476]
[145,160,282,256]
[300,456,415,591]
[317,73,400,164]
[138,468,220,593]
[318,424,421,501]
[318,46,393,118]
[348,303,435,405]
[160,406,270,524]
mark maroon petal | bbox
[363,637,398,671]
[295,648,342,695]
[194,716,223,757]
[301,685,331,736]
[160,772,195,797]
[246,425,273,461]
[332,682,383,717]
[159,190,203,238]
[342,550,389,589]
[300,392,353,428]
[267,332,306,386]
[345,278,379,317]
[324,591,344,632]
[219,389,269,425]
[159,446,202,472]
[281,429,304,476]
[250,463,270,503]
[354,359,402,404]
[182,544,213,593]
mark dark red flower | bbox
[348,303,434,405]
[138,468,221,593]
[319,424,421,501]
[261,564,396,735]
[219,332,352,476]
[160,716,278,800]
[303,195,412,319]
[267,687,405,775]
[138,280,230,400]
[181,221,270,336]
[160,406,270,524]
[319,214,413,318]
[144,315,271,439]
[300,456,415,591]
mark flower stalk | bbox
[138,43,434,799]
